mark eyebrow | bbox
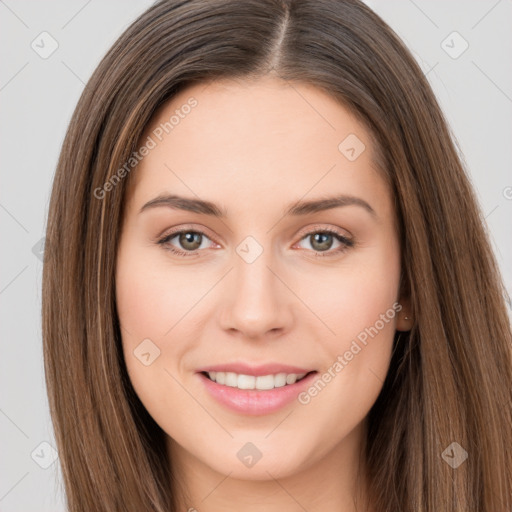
[139,193,377,218]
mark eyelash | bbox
[156,225,354,259]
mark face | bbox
[115,77,410,483]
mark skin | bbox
[116,76,412,512]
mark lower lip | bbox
[198,371,317,415]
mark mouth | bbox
[196,366,319,416]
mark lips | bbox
[196,362,318,415]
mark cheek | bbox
[115,245,201,340]
[302,236,400,419]
[313,233,401,341]
[116,274,167,337]
[115,243,218,400]
[115,245,178,383]
[115,246,197,430]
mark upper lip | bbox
[196,362,315,377]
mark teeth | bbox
[206,371,308,390]
[286,374,297,385]
[238,374,256,389]
[225,372,238,387]
[274,373,287,388]
[255,374,274,390]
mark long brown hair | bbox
[42,0,512,510]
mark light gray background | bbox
[1,1,511,510]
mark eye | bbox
[156,225,354,258]
[293,227,354,258]
[157,228,215,257]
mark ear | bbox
[395,295,413,332]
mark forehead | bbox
[145,76,372,153]
[125,77,389,216]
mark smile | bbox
[197,369,318,415]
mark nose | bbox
[218,244,294,340]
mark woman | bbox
[42,0,512,510]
